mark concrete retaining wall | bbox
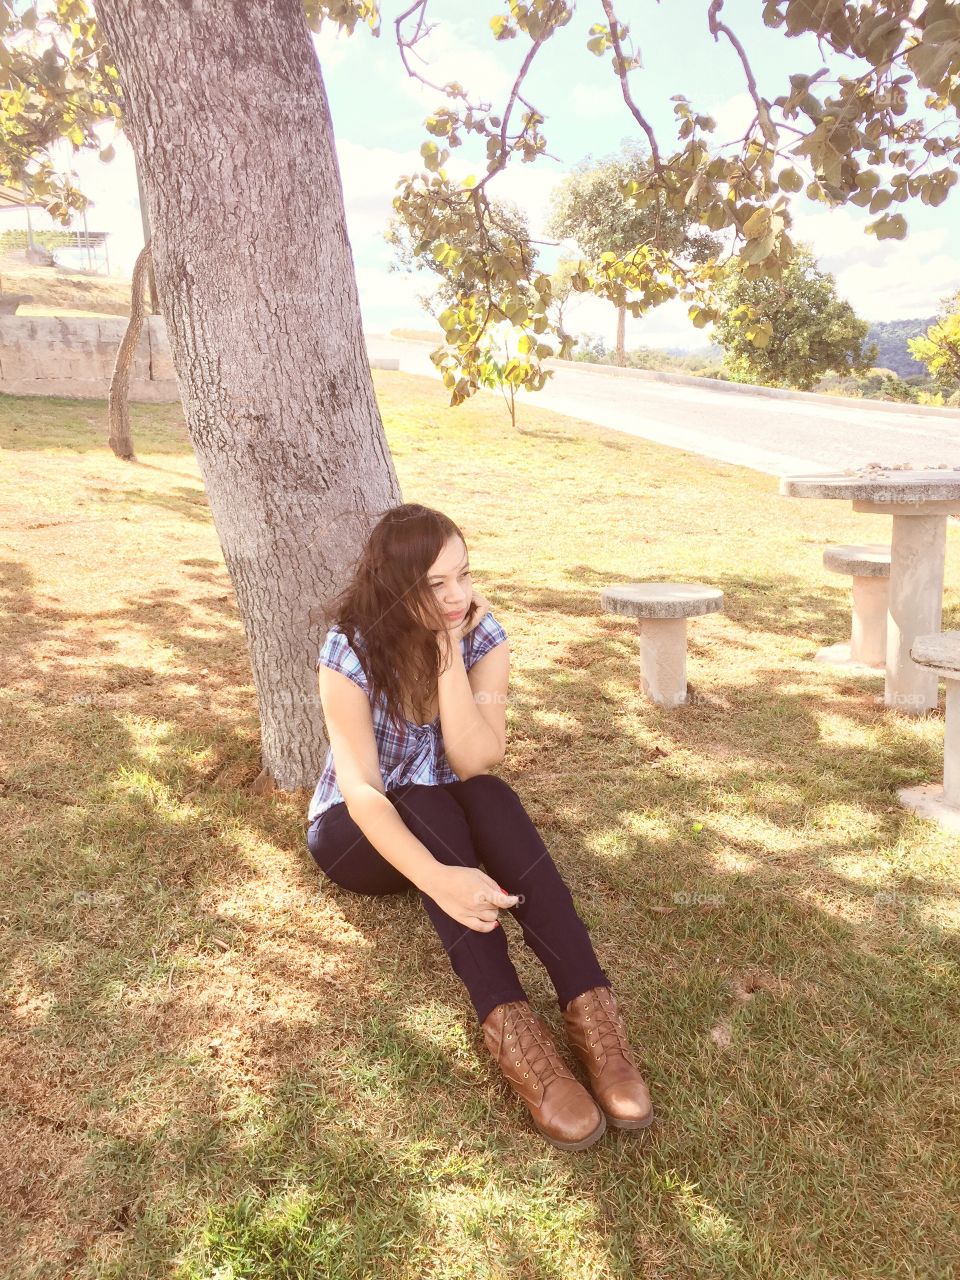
[0,315,398,401]
[0,314,179,401]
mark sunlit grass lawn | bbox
[2,371,959,1279]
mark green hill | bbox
[865,317,933,378]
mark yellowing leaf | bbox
[742,206,771,239]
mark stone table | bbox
[779,468,960,714]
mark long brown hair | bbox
[321,503,481,739]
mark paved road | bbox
[367,334,960,479]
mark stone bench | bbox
[601,582,724,708]
[897,630,960,832]
[816,543,891,669]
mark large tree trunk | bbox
[94,0,402,794]
[615,305,626,367]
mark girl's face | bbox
[420,535,472,628]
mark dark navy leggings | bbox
[306,774,611,1026]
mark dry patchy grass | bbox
[1,258,137,318]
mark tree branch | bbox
[598,0,661,170]
[708,0,763,121]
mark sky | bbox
[3,0,959,350]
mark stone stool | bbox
[897,631,960,832]
[816,543,890,669]
[601,582,724,708]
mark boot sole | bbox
[532,1107,607,1150]
[603,1107,655,1131]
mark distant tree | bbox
[712,243,875,390]
[547,258,581,355]
[573,334,609,363]
[908,290,960,395]
[624,346,723,374]
[545,141,721,367]
[860,371,920,402]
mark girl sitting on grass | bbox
[306,501,654,1150]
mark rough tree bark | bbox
[93,0,402,795]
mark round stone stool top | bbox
[601,582,724,620]
[910,630,960,678]
[823,543,891,577]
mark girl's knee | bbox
[459,773,521,805]
[393,782,465,820]
[392,785,479,866]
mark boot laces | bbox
[503,1002,566,1090]
[587,989,635,1064]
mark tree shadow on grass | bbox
[5,551,959,1277]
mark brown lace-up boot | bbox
[562,985,654,1130]
[481,999,606,1150]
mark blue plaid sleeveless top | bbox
[307,610,508,821]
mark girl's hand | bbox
[437,587,490,669]
[452,587,490,642]
[424,864,519,932]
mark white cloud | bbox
[790,207,960,319]
[355,262,429,308]
[387,12,515,107]
[310,22,356,74]
[569,82,622,121]
[335,137,422,245]
[706,91,756,146]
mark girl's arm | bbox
[436,629,509,778]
